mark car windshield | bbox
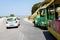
[7,18,16,22]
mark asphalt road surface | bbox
[0,16,56,40]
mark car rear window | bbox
[7,18,16,22]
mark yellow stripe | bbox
[48,27,60,40]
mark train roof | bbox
[39,0,60,9]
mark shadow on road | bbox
[6,26,18,29]
[33,26,48,30]
[43,31,57,40]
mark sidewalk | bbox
[24,18,33,24]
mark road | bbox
[0,16,56,40]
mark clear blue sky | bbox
[0,0,44,16]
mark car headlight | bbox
[41,22,44,24]
[35,20,37,23]
[41,22,46,24]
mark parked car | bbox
[6,17,20,29]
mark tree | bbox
[31,0,51,15]
[10,14,15,17]
[31,2,42,15]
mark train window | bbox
[40,9,45,17]
[48,9,55,20]
[47,4,55,20]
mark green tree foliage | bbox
[42,0,50,5]
[10,14,15,17]
[31,2,42,15]
[31,0,50,15]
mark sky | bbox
[0,0,44,16]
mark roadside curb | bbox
[24,18,33,24]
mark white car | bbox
[6,17,20,28]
